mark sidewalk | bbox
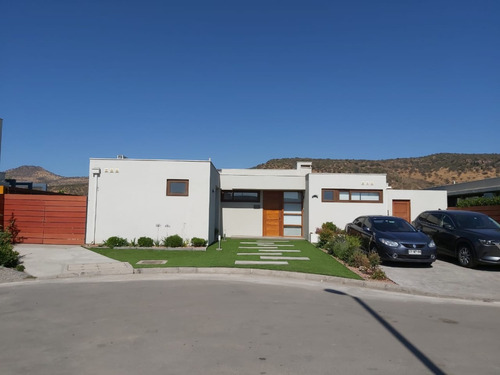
[15,244,133,279]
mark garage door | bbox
[2,194,87,244]
[392,200,411,223]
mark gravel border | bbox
[0,266,31,283]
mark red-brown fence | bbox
[448,205,500,222]
[1,194,87,244]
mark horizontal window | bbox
[221,190,260,202]
[322,189,382,203]
[167,179,189,196]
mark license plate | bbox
[408,249,422,255]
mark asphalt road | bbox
[1,274,499,375]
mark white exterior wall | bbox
[219,167,308,237]
[86,159,216,244]
[306,173,388,242]
[386,189,448,222]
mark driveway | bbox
[381,257,500,301]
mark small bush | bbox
[129,238,137,247]
[104,236,129,248]
[191,237,207,247]
[16,264,25,272]
[315,222,341,248]
[0,231,20,268]
[371,268,387,280]
[368,251,381,269]
[351,249,370,268]
[137,236,154,247]
[163,234,183,248]
[326,235,361,264]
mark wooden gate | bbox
[1,194,87,244]
[392,200,411,222]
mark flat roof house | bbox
[86,158,447,244]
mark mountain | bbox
[255,153,500,189]
[3,153,500,195]
[4,166,88,195]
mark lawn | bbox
[89,238,362,280]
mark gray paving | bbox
[15,244,133,279]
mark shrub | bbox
[326,234,361,264]
[137,236,154,247]
[0,231,21,268]
[315,222,341,248]
[163,234,183,248]
[129,238,137,247]
[191,237,207,247]
[368,251,381,269]
[457,196,500,207]
[104,236,129,248]
[16,264,25,272]
[371,268,387,280]
[351,249,370,268]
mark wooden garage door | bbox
[2,195,87,244]
[392,200,411,223]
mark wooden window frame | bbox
[167,179,189,196]
[322,189,383,203]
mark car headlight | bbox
[379,238,399,247]
[479,239,497,246]
[428,240,436,248]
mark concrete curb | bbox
[133,267,499,303]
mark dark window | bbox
[167,179,189,196]
[427,213,442,226]
[221,190,260,202]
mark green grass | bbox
[89,238,361,280]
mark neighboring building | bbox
[86,157,447,244]
[428,178,500,207]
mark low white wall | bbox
[86,159,215,244]
[221,202,263,237]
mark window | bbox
[221,190,260,202]
[322,189,382,203]
[283,191,303,237]
[167,179,189,196]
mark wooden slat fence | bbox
[1,194,87,244]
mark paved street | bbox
[1,274,499,375]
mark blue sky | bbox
[1,0,499,177]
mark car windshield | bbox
[371,218,416,232]
[454,213,500,230]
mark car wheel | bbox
[457,243,477,268]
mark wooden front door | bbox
[392,200,411,223]
[263,191,283,237]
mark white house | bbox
[85,157,447,244]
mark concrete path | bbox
[15,244,133,279]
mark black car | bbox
[345,216,437,264]
[413,210,500,268]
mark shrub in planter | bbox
[315,222,341,248]
[163,234,183,248]
[371,268,387,280]
[104,236,128,248]
[326,234,361,264]
[137,236,154,247]
[350,249,370,268]
[191,237,207,247]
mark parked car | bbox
[345,216,437,264]
[413,210,500,268]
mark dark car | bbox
[345,215,437,264]
[413,210,500,268]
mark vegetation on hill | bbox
[3,153,499,195]
[254,153,500,189]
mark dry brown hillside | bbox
[4,153,499,195]
[5,166,88,195]
[255,153,500,189]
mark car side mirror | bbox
[363,226,371,232]
[444,224,455,231]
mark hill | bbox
[3,154,500,195]
[4,166,88,195]
[255,153,500,189]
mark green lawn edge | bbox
[88,238,361,280]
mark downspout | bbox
[91,168,101,244]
